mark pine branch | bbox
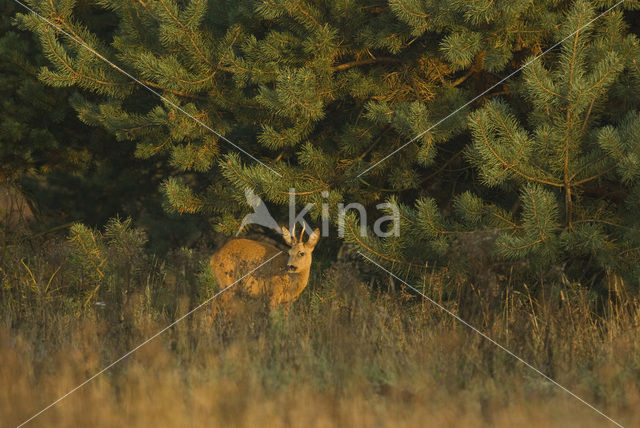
[331,57,401,72]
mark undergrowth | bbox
[1,220,639,427]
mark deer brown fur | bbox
[210,224,320,316]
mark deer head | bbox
[281,223,320,274]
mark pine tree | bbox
[18,0,562,212]
[17,0,640,287]
[1,0,204,250]
[353,1,640,287]
[0,0,88,181]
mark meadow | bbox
[1,220,639,427]
[3,1,640,426]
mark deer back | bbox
[210,239,290,300]
[210,226,320,314]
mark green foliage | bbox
[464,1,640,279]
[197,258,219,299]
[0,0,90,181]
[162,176,204,214]
[18,0,555,216]
[17,0,640,290]
[347,0,640,287]
[496,184,561,262]
[68,222,108,288]
[0,1,204,253]
[67,217,149,312]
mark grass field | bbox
[2,227,639,427]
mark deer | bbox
[209,224,320,317]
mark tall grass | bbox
[1,221,639,427]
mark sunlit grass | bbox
[1,226,639,427]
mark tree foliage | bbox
[16,0,640,288]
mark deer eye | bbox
[298,252,305,257]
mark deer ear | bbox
[281,226,293,246]
[306,228,321,248]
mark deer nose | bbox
[287,265,296,272]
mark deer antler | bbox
[291,223,297,244]
[299,223,305,243]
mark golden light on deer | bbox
[210,224,320,316]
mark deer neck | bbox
[287,267,310,294]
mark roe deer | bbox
[210,224,320,316]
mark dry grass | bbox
[2,252,640,427]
